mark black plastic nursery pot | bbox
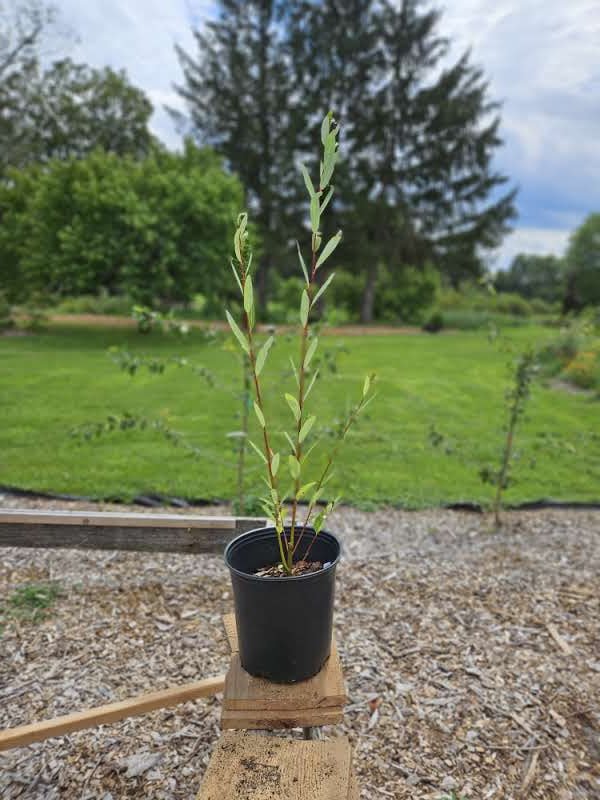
[224,526,341,683]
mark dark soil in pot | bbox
[224,526,341,683]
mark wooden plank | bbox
[224,646,346,711]
[348,770,360,800]
[222,615,347,711]
[0,675,225,752]
[223,613,239,652]
[0,509,265,554]
[220,706,344,730]
[197,730,352,800]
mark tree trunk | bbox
[360,261,379,323]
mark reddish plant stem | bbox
[289,247,317,556]
[238,257,289,569]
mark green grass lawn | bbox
[1,322,599,507]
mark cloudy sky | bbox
[55,0,600,269]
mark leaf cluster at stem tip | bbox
[225,112,376,574]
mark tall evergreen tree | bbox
[288,0,516,320]
[173,1,302,303]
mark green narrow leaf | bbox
[363,374,371,397]
[304,337,318,368]
[304,368,319,400]
[311,273,335,307]
[234,229,242,263]
[320,113,330,146]
[225,310,250,354]
[253,401,265,428]
[321,470,335,488]
[284,431,295,452]
[271,452,280,476]
[246,251,253,274]
[297,481,316,500]
[319,186,334,215]
[288,455,301,479]
[315,231,342,270]
[284,393,301,422]
[296,242,310,285]
[299,415,316,443]
[289,356,299,387]
[230,259,243,295]
[321,150,337,188]
[255,335,274,376]
[313,509,326,533]
[303,438,320,463]
[310,193,320,233]
[243,274,253,315]
[300,163,316,197]
[300,290,310,327]
[358,393,377,414]
[311,487,324,504]
[248,438,267,464]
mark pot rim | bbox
[224,525,341,583]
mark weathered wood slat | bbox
[222,615,347,711]
[197,731,352,800]
[0,675,225,752]
[220,706,344,730]
[0,509,265,553]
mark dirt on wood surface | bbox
[0,496,598,800]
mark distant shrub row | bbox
[0,143,244,306]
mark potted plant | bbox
[224,113,375,683]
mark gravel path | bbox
[1,500,598,799]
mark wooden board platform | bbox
[221,615,347,730]
[0,509,264,554]
[197,730,353,800]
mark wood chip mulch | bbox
[0,498,598,799]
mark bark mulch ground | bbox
[0,498,598,799]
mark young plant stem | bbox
[493,413,516,528]
[289,249,318,553]
[236,357,251,511]
[238,256,289,572]
[492,349,535,528]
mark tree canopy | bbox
[174,0,516,320]
[1,57,155,173]
[0,143,244,304]
[563,213,600,311]
[495,254,565,304]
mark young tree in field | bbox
[172,1,302,305]
[175,0,516,320]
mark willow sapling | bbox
[226,112,375,575]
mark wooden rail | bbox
[0,509,265,554]
[0,675,225,751]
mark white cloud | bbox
[53,0,209,147]
[441,0,600,213]
[490,226,572,270]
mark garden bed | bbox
[1,498,598,799]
